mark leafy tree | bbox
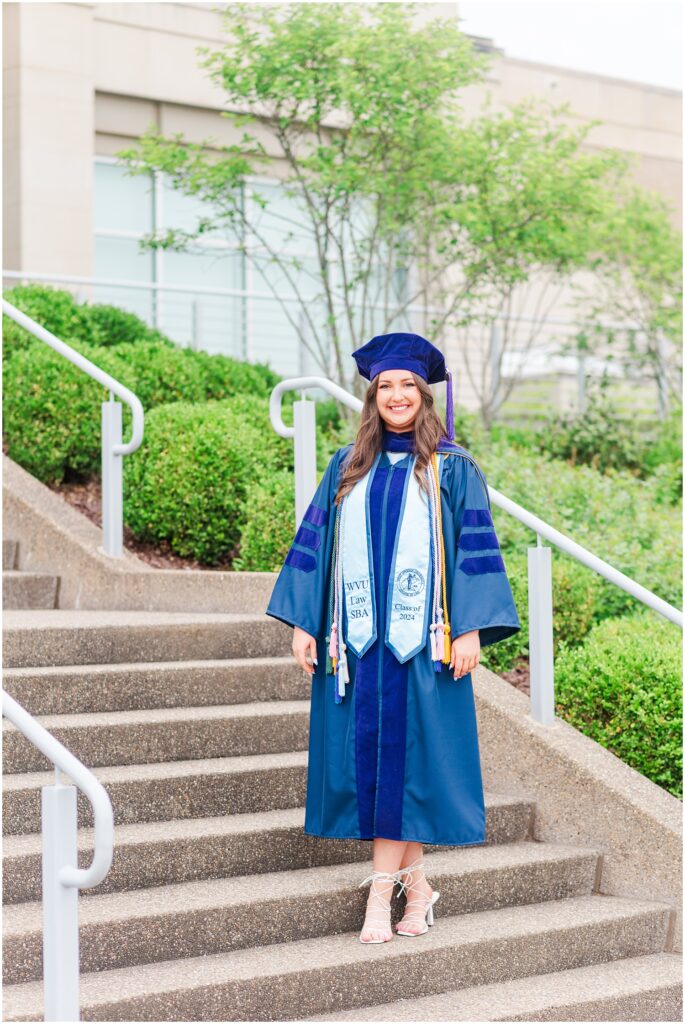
[567,182,682,415]
[114,2,649,425]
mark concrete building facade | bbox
[3,2,681,415]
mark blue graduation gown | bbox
[266,442,521,846]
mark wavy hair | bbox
[334,373,448,505]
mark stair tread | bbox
[2,571,58,580]
[2,894,671,1018]
[3,610,273,628]
[2,748,309,792]
[309,952,683,1021]
[3,655,296,678]
[1,842,603,934]
[3,789,529,856]
[2,699,310,733]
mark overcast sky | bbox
[455,1,682,90]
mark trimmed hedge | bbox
[123,397,293,565]
[234,469,296,571]
[2,283,174,357]
[554,610,682,798]
[3,339,127,482]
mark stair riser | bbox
[3,764,307,836]
[7,911,670,1020]
[2,854,600,984]
[3,802,534,904]
[3,575,58,610]
[500,986,683,1022]
[2,618,292,668]
[2,660,306,715]
[3,712,310,774]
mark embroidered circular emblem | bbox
[396,568,425,597]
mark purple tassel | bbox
[445,368,455,442]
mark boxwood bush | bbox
[554,610,682,798]
[123,397,293,565]
[3,339,130,482]
[2,283,174,357]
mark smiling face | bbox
[375,369,423,431]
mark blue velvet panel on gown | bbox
[266,442,521,847]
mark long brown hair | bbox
[334,373,448,505]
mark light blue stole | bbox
[341,452,444,663]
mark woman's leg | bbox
[396,841,434,934]
[360,837,407,942]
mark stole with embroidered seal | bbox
[326,451,451,702]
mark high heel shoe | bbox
[358,869,401,944]
[395,858,441,936]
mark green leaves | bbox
[555,611,682,798]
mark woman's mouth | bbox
[389,405,410,412]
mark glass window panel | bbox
[94,236,154,322]
[158,248,244,357]
[160,175,239,239]
[248,181,313,252]
[94,162,153,234]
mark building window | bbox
[93,157,410,375]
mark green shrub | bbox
[184,349,282,401]
[2,339,128,482]
[234,468,296,571]
[482,441,682,624]
[81,303,175,349]
[554,610,682,797]
[2,284,177,356]
[3,284,91,358]
[123,397,293,565]
[535,389,645,475]
[102,341,206,407]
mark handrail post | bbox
[42,782,80,1022]
[528,536,556,725]
[101,397,124,557]
[293,395,317,527]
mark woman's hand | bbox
[293,626,318,676]
[450,630,480,680]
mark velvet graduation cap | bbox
[351,332,455,442]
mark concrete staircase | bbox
[2,573,682,1019]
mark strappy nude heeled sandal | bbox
[358,869,401,944]
[395,858,441,936]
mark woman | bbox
[266,332,520,944]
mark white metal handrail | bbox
[269,376,683,726]
[2,300,144,556]
[2,690,114,1022]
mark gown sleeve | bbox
[265,446,347,639]
[447,455,521,648]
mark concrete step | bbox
[3,538,18,570]
[2,610,291,667]
[311,952,683,1021]
[3,843,601,984]
[3,793,534,904]
[3,750,309,835]
[2,700,310,774]
[2,894,672,1021]
[2,571,59,610]
[2,657,306,715]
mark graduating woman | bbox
[266,332,521,944]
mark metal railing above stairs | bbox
[2,300,144,557]
[270,376,683,727]
[2,690,114,1022]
